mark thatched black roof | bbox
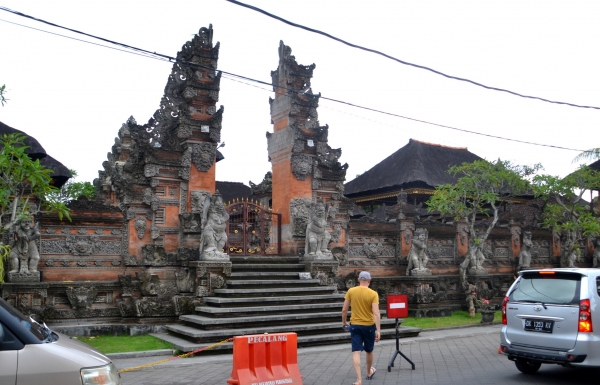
[0,121,47,159]
[588,159,600,171]
[344,139,482,197]
[0,121,72,188]
[40,155,73,188]
[216,181,257,203]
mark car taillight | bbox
[579,299,593,333]
[501,296,509,325]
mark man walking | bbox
[342,271,380,385]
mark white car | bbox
[500,268,600,374]
[0,297,121,384]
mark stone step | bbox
[203,293,345,307]
[153,324,422,352]
[180,311,344,329]
[165,318,401,342]
[224,279,321,287]
[231,263,305,271]
[229,256,300,264]
[229,272,308,279]
[195,302,342,317]
[213,286,337,297]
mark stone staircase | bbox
[153,256,421,352]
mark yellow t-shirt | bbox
[345,286,379,326]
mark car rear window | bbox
[510,272,581,305]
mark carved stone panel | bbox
[191,142,217,172]
[291,154,313,181]
[290,198,312,237]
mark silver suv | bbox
[500,268,600,374]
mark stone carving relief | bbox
[179,212,201,233]
[249,172,272,196]
[134,217,147,239]
[65,287,98,310]
[65,235,101,256]
[175,269,194,293]
[291,154,313,180]
[119,274,140,297]
[191,190,211,213]
[143,188,159,211]
[144,164,160,177]
[191,142,217,172]
[362,242,384,259]
[290,198,312,237]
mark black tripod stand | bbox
[387,318,415,372]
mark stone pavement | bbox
[113,324,599,384]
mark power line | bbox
[225,0,600,111]
[0,6,586,152]
[0,18,171,62]
[221,74,584,152]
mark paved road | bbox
[115,325,599,385]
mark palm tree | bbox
[573,148,600,163]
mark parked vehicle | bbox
[500,268,600,374]
[0,297,121,384]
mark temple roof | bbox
[216,181,257,203]
[344,139,483,197]
[0,120,47,159]
[0,120,72,188]
[588,159,600,171]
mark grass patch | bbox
[401,310,501,329]
[75,334,173,354]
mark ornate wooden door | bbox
[225,201,281,256]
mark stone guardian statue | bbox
[8,217,41,275]
[516,231,533,272]
[198,191,230,261]
[303,199,333,260]
[406,228,431,276]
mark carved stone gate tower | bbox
[268,41,349,256]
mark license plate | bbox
[524,319,554,333]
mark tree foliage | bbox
[0,134,72,282]
[47,169,95,203]
[427,159,540,243]
[532,166,600,257]
[0,84,7,106]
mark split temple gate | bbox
[1,25,598,332]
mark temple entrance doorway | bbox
[225,200,281,256]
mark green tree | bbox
[0,84,7,106]
[532,166,600,262]
[47,169,95,203]
[0,133,71,282]
[427,160,540,277]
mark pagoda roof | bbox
[344,139,482,197]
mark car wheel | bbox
[515,358,542,374]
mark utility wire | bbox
[0,6,586,152]
[225,0,600,111]
[0,18,171,62]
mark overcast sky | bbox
[1,1,598,187]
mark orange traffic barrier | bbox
[227,332,303,385]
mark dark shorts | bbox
[350,324,376,352]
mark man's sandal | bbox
[366,367,376,380]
